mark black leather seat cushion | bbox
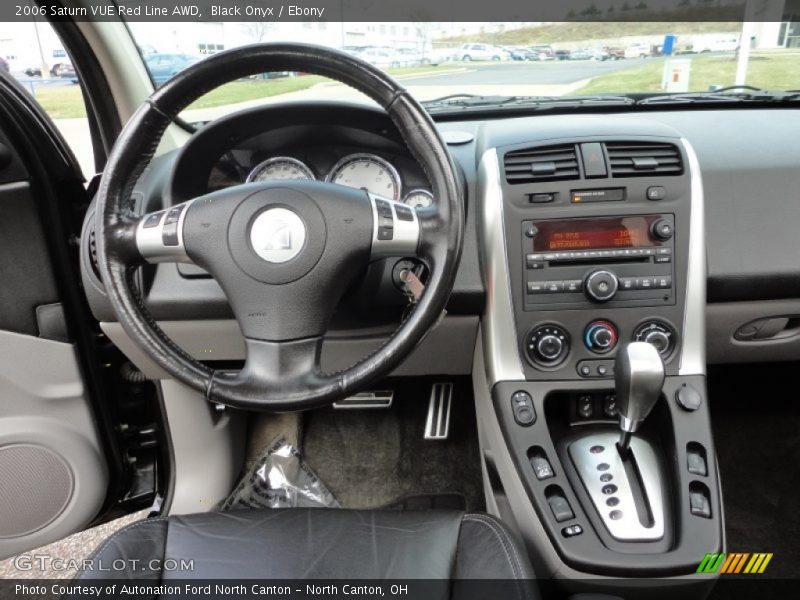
[77,508,538,598]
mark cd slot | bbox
[551,254,650,267]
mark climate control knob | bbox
[584,269,619,303]
[525,324,570,367]
[633,321,676,357]
[584,320,618,354]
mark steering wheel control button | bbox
[249,207,307,263]
[647,186,667,201]
[143,212,163,228]
[585,269,619,302]
[394,204,414,222]
[525,324,570,367]
[562,524,583,538]
[675,383,703,411]
[164,206,184,225]
[511,391,536,426]
[584,320,618,354]
[652,218,674,241]
[633,320,676,358]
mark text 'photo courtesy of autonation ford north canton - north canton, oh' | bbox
[0,1,799,600]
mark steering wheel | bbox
[96,44,464,411]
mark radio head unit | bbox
[523,214,675,310]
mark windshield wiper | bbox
[636,86,800,105]
[422,94,635,112]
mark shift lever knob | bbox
[615,342,665,443]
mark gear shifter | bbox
[615,342,665,454]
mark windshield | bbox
[125,21,799,122]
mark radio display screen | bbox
[532,216,660,251]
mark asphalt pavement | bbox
[400,58,650,87]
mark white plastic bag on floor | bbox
[222,436,340,510]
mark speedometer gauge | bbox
[247,157,315,183]
[403,189,434,210]
[326,153,401,201]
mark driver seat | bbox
[76,508,539,597]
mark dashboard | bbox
[80,102,800,375]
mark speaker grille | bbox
[0,444,73,538]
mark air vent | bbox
[87,222,102,281]
[504,144,580,184]
[606,142,683,177]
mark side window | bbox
[10,21,96,179]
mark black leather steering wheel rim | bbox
[96,43,464,411]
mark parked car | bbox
[569,48,593,60]
[499,46,536,61]
[457,43,509,62]
[605,46,626,60]
[554,49,571,60]
[144,53,200,85]
[624,43,652,58]
[529,45,555,60]
[590,48,610,61]
[356,47,407,68]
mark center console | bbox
[473,117,722,597]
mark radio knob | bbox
[584,320,618,354]
[652,218,674,241]
[584,270,619,303]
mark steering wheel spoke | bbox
[135,200,196,264]
[368,194,421,260]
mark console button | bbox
[603,394,618,417]
[545,281,564,293]
[511,391,536,426]
[577,395,594,419]
[548,495,574,523]
[647,186,667,201]
[580,143,607,178]
[655,275,672,289]
[690,492,712,518]
[688,450,708,476]
[527,282,545,294]
[529,192,556,203]
[564,279,582,292]
[637,277,655,290]
[655,255,672,264]
[675,384,703,411]
[562,524,583,537]
[619,277,636,290]
[530,455,554,480]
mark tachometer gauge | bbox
[403,189,434,210]
[247,157,316,183]
[326,153,401,201]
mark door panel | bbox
[0,81,109,559]
[0,330,107,558]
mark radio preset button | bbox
[565,280,582,292]
[545,281,564,293]
[527,282,546,294]
[655,255,672,264]
[620,277,636,290]
[655,276,672,289]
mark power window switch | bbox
[690,492,712,518]
[687,451,708,476]
[530,455,554,481]
[548,495,574,523]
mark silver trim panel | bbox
[569,431,665,542]
[477,148,526,385]
[678,138,707,376]
[136,199,195,264]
